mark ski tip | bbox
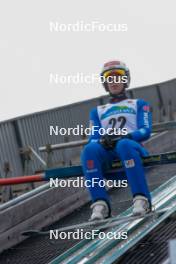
[21,230,40,237]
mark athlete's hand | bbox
[99,134,121,149]
[99,133,132,149]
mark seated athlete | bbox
[81,60,152,221]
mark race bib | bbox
[97,99,138,134]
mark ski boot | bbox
[133,195,151,216]
[90,200,110,221]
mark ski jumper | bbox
[81,98,152,208]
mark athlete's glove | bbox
[99,133,132,150]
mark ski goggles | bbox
[103,69,126,78]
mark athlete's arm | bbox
[129,99,152,142]
[88,108,102,142]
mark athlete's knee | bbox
[81,141,103,159]
[116,138,133,152]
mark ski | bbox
[21,207,172,237]
[110,151,176,170]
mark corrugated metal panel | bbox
[132,79,176,122]
[0,122,23,177]
[132,85,161,122]
[158,79,176,119]
[159,79,176,106]
[16,97,101,172]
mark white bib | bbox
[97,99,138,133]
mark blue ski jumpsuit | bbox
[81,98,152,209]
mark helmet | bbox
[100,60,130,92]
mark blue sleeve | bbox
[130,99,152,142]
[88,107,102,142]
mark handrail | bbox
[0,182,50,212]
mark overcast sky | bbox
[0,0,175,122]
